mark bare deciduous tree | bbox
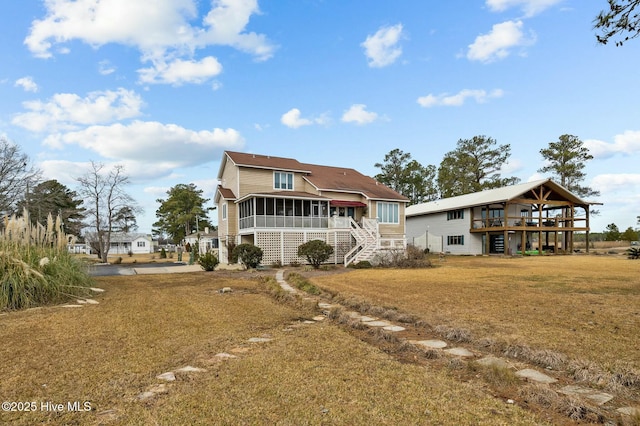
[76,161,139,262]
[0,137,41,216]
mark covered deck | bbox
[469,182,592,255]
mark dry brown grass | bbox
[309,255,640,377]
[0,271,545,425]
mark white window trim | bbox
[376,201,399,224]
[222,202,227,221]
[273,171,294,191]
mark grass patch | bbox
[308,255,640,384]
[0,272,545,425]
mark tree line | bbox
[0,137,213,262]
[375,134,599,206]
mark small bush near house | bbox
[372,246,432,268]
[232,243,263,269]
[297,239,333,269]
[160,248,167,259]
[113,256,123,265]
[198,252,219,271]
[349,260,373,269]
[127,250,133,257]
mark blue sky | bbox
[1,0,639,234]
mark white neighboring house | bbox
[183,228,219,256]
[406,179,596,256]
[84,232,155,255]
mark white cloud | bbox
[15,76,39,92]
[486,0,564,17]
[43,120,244,168]
[341,104,379,125]
[361,24,403,68]
[417,89,504,107]
[591,173,640,193]
[138,56,223,85]
[467,20,534,63]
[25,0,274,85]
[12,88,144,133]
[98,60,116,75]
[281,108,330,129]
[583,131,640,159]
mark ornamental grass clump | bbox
[0,209,92,310]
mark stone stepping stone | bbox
[248,337,273,343]
[365,320,392,327]
[445,347,475,357]
[515,368,557,384]
[303,320,316,324]
[383,325,406,332]
[96,409,118,421]
[318,302,333,309]
[558,385,614,405]
[312,315,325,321]
[617,406,640,416]
[358,315,378,322]
[176,366,207,373]
[411,339,447,349]
[137,383,170,401]
[90,287,105,293]
[214,352,238,359]
[76,298,99,305]
[61,304,84,308]
[476,356,510,369]
[156,372,176,381]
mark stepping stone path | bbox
[156,372,176,382]
[515,368,558,384]
[410,339,448,349]
[559,385,614,405]
[444,347,475,357]
[248,337,273,343]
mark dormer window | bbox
[274,172,294,190]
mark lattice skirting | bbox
[255,230,354,266]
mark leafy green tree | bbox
[437,135,520,198]
[604,223,621,241]
[595,0,640,46]
[374,149,437,205]
[17,179,85,236]
[621,226,639,241]
[153,183,214,243]
[538,134,600,199]
[298,240,334,269]
[232,244,263,269]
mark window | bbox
[137,241,145,247]
[274,172,294,190]
[447,209,464,220]
[447,235,464,245]
[377,202,399,224]
[222,203,227,220]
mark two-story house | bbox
[406,179,596,255]
[215,151,408,266]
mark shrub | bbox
[232,243,263,269]
[127,250,133,257]
[198,252,219,271]
[160,248,167,259]
[113,256,123,264]
[297,239,333,269]
[627,247,640,259]
[0,209,92,310]
[350,260,372,269]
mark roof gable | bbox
[218,151,408,202]
[406,179,591,217]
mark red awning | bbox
[330,200,367,207]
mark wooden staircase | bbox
[344,218,379,266]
